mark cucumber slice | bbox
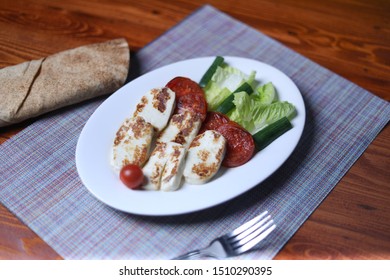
[216,82,253,114]
[252,117,292,151]
[199,56,224,87]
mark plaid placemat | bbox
[1,5,389,260]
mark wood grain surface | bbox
[0,0,389,260]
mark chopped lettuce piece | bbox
[227,92,255,131]
[201,59,295,135]
[203,65,256,111]
[254,82,276,105]
[228,91,295,134]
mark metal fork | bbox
[172,211,276,260]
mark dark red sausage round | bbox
[216,123,255,167]
[166,77,208,121]
[199,111,230,134]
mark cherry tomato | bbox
[120,164,144,189]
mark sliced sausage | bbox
[198,111,230,134]
[215,123,255,167]
[166,77,207,121]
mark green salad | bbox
[199,56,296,150]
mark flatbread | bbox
[0,38,130,127]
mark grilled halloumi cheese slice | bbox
[111,116,154,172]
[142,142,186,191]
[142,142,169,191]
[157,110,202,147]
[160,144,187,192]
[133,87,176,133]
[183,130,226,185]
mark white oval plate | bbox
[76,56,305,216]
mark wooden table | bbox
[0,0,389,260]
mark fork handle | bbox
[172,249,202,260]
[172,249,217,260]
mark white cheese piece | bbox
[111,116,154,173]
[132,87,176,133]
[183,130,226,184]
[160,144,187,192]
[157,110,202,148]
[142,142,185,191]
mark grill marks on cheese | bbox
[133,87,175,133]
[143,142,187,191]
[143,110,201,191]
[111,86,227,191]
[157,110,202,147]
[111,87,174,172]
[183,130,226,184]
[111,116,154,171]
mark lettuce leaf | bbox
[228,90,296,134]
[254,82,276,105]
[203,65,256,111]
[201,61,295,135]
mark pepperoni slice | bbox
[166,77,207,121]
[199,112,230,134]
[216,123,255,167]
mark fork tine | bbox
[172,211,276,259]
[230,214,272,242]
[227,211,269,237]
[234,220,276,254]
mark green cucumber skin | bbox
[216,82,253,114]
[199,56,224,88]
[216,95,235,114]
[253,117,292,151]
